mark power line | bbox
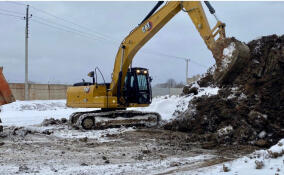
[5,1,118,43]
[30,5,118,43]
[0,12,23,19]
[5,1,26,6]
[33,15,110,42]
[141,50,208,68]
[0,8,25,15]
[32,19,101,42]
[4,1,208,69]
[143,50,188,60]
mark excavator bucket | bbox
[212,38,250,84]
[0,67,15,105]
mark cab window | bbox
[137,74,148,91]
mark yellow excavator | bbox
[67,1,249,130]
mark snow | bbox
[0,89,284,174]
[217,125,233,137]
[133,86,219,121]
[0,100,95,126]
[223,42,235,58]
[188,139,284,175]
[23,125,134,142]
[258,131,266,139]
[269,139,284,154]
[1,86,219,127]
[221,42,236,70]
[54,154,215,175]
[0,154,215,175]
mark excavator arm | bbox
[110,1,229,96]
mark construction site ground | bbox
[1,35,284,174]
[0,124,256,175]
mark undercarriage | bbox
[69,110,161,130]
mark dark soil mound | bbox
[165,35,284,148]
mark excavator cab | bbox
[119,67,152,105]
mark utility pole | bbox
[185,59,189,84]
[24,5,31,100]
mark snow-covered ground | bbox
[190,139,284,175]
[0,84,219,126]
[0,100,94,126]
[1,85,283,175]
[132,85,219,121]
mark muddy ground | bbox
[0,124,256,175]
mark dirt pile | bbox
[165,35,284,148]
[41,118,68,126]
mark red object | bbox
[0,67,15,105]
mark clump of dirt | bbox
[165,35,284,148]
[197,66,216,87]
[41,118,68,126]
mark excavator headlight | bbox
[136,70,141,74]
[143,70,148,74]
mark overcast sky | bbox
[0,1,284,85]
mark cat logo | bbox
[142,21,152,33]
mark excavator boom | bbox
[110,1,227,97]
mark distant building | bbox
[187,74,201,84]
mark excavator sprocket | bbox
[69,110,161,130]
[213,38,250,84]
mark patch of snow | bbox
[262,114,268,119]
[54,127,134,142]
[1,86,219,126]
[253,36,262,41]
[186,138,284,175]
[207,64,217,75]
[238,93,247,100]
[252,59,260,64]
[221,42,236,70]
[223,42,236,58]
[0,154,214,175]
[190,81,200,88]
[133,86,219,121]
[258,131,266,139]
[227,93,236,99]
[269,139,284,154]
[0,100,95,126]
[217,125,233,137]
[254,40,262,54]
